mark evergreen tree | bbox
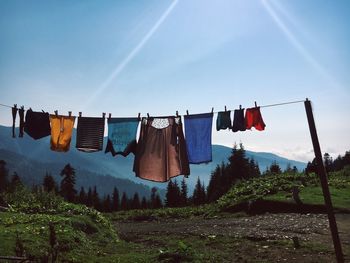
[141,197,148,209]
[207,164,224,202]
[269,161,282,174]
[0,160,9,192]
[131,193,141,210]
[8,172,22,192]
[180,177,188,206]
[165,180,181,207]
[248,159,260,178]
[60,164,77,202]
[87,187,93,207]
[121,192,128,210]
[154,194,163,209]
[92,186,100,210]
[112,187,120,212]
[227,143,250,184]
[193,177,205,206]
[103,194,112,212]
[43,172,56,193]
[323,153,333,173]
[78,187,87,205]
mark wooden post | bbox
[304,98,344,263]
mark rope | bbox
[0,99,307,117]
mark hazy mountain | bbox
[0,125,306,192]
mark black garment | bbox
[76,117,105,152]
[216,111,232,131]
[12,106,18,138]
[18,107,25,137]
[24,109,51,140]
[232,108,246,132]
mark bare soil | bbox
[116,213,350,262]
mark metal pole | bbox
[304,98,344,263]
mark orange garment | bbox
[50,115,76,152]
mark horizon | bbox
[1,0,349,162]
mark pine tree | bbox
[103,194,112,212]
[269,161,282,174]
[154,194,163,209]
[121,192,128,210]
[87,187,93,207]
[112,187,119,212]
[193,177,204,206]
[180,177,188,206]
[165,181,173,207]
[131,193,141,210]
[227,143,250,182]
[207,164,224,202]
[92,186,100,210]
[78,187,87,205]
[60,164,77,202]
[141,197,148,209]
[9,172,23,192]
[0,160,9,192]
[43,172,56,193]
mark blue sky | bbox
[1,0,349,162]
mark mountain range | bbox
[0,125,306,196]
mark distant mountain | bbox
[0,148,163,199]
[0,125,306,192]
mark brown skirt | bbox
[133,117,190,182]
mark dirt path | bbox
[115,213,350,262]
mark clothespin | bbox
[147,113,150,118]
[186,110,189,115]
[138,113,141,120]
[254,101,257,107]
[211,107,214,113]
[102,112,106,118]
[176,111,179,117]
[54,110,58,116]
[68,111,72,117]
[224,106,227,112]
[239,104,242,110]
[79,112,82,117]
[108,113,112,119]
[13,104,17,109]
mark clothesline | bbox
[0,99,306,118]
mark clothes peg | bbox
[102,112,106,118]
[108,113,112,119]
[68,111,72,117]
[239,105,242,110]
[186,110,189,115]
[20,106,24,110]
[211,107,214,113]
[176,111,179,117]
[224,106,227,112]
[54,110,58,116]
[79,112,82,117]
[147,113,150,118]
[13,104,17,109]
[254,101,257,107]
[138,113,141,120]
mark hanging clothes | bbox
[184,112,213,164]
[49,115,76,152]
[245,107,266,131]
[216,111,232,131]
[133,116,190,182]
[76,117,105,152]
[105,117,139,157]
[18,107,25,138]
[24,109,51,140]
[232,108,246,132]
[11,106,18,138]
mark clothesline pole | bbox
[304,98,344,263]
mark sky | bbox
[0,0,349,162]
